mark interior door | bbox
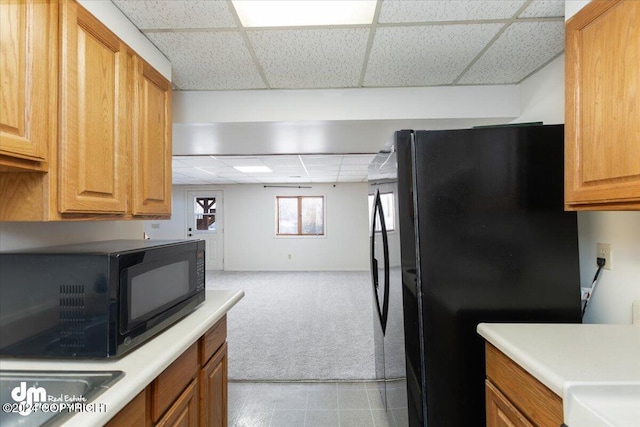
[186,191,224,270]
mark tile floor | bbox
[229,381,408,427]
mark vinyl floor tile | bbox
[229,381,406,427]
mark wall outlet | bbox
[581,287,591,301]
[596,243,612,270]
[287,254,292,260]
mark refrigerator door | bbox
[370,146,410,427]
[370,188,390,408]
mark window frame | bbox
[276,195,325,237]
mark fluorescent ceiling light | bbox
[234,166,272,173]
[231,1,377,27]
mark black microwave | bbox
[0,240,205,358]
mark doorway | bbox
[186,190,224,270]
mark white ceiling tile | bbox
[340,154,377,165]
[378,0,527,23]
[364,24,503,86]
[458,21,564,84]
[174,156,227,168]
[301,156,344,166]
[339,164,370,172]
[247,28,370,89]
[113,0,237,29]
[259,156,302,167]
[339,170,368,176]
[219,158,263,167]
[308,169,341,176]
[146,32,266,90]
[518,0,565,18]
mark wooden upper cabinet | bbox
[58,0,128,214]
[0,0,57,168]
[565,0,640,210]
[132,58,172,216]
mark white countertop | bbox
[0,289,244,427]
[477,323,640,396]
[477,323,640,426]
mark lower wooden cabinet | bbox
[156,380,199,427]
[484,343,563,427]
[107,316,227,427]
[105,391,147,427]
[486,380,534,427]
[152,343,199,422]
[200,343,228,427]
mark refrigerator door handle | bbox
[372,257,379,290]
[371,189,390,334]
[370,191,384,329]
[379,202,390,335]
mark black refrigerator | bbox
[368,125,582,427]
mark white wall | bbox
[508,0,640,325]
[511,55,565,125]
[144,184,369,271]
[577,212,640,324]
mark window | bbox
[194,197,217,231]
[277,196,324,236]
[368,192,395,232]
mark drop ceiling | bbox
[111,0,566,184]
[173,154,377,185]
[112,0,565,90]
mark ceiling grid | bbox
[110,0,566,184]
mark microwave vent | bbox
[60,284,86,348]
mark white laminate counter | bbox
[477,323,640,397]
[0,289,244,427]
[477,323,640,426]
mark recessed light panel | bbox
[231,0,377,27]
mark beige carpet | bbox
[206,271,376,381]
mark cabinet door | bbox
[565,0,640,210]
[0,0,56,165]
[58,0,128,214]
[156,379,199,427]
[132,57,172,216]
[105,390,147,427]
[199,343,228,427]
[485,380,534,427]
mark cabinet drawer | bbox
[151,342,198,422]
[200,316,227,365]
[485,343,563,426]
